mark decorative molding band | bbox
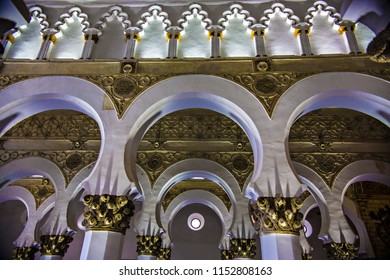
[250,194,304,235]
[12,246,38,260]
[39,235,73,256]
[82,194,135,234]
[136,235,162,257]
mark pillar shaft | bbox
[80,231,124,260]
[260,234,301,260]
[250,24,267,57]
[166,26,182,59]
[37,29,57,60]
[339,21,360,54]
[124,27,141,59]
[81,28,99,59]
[294,23,312,56]
[208,25,224,58]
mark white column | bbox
[81,28,99,59]
[294,23,313,56]
[339,20,360,54]
[166,26,182,59]
[37,28,57,60]
[138,255,157,260]
[260,234,301,260]
[250,24,267,57]
[124,27,141,59]
[80,231,124,260]
[207,25,225,58]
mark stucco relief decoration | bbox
[82,194,135,234]
[40,235,73,256]
[12,246,38,260]
[136,235,162,256]
[229,238,256,259]
[250,194,304,235]
[327,242,359,260]
[222,72,309,116]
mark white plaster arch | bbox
[123,74,268,190]
[0,157,66,193]
[276,72,390,132]
[335,160,390,202]
[162,189,231,246]
[343,197,375,258]
[0,185,36,218]
[0,76,110,138]
[294,162,331,240]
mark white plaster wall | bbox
[135,18,168,59]
[6,19,42,59]
[92,19,127,59]
[177,16,210,58]
[221,17,254,58]
[50,17,85,59]
[354,23,375,53]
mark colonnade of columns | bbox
[10,193,359,260]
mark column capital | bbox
[82,194,135,234]
[40,234,73,257]
[166,26,182,37]
[293,22,311,37]
[207,25,225,38]
[230,238,256,259]
[12,246,38,260]
[42,28,58,43]
[250,194,304,235]
[136,235,162,257]
[326,242,359,260]
[157,246,172,260]
[250,23,267,37]
[83,28,100,42]
[125,27,142,39]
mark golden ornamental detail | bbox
[83,74,170,118]
[327,242,359,260]
[222,72,310,116]
[157,247,172,260]
[221,249,233,260]
[302,252,312,260]
[82,194,135,234]
[229,238,256,259]
[40,235,73,256]
[250,194,304,235]
[136,235,162,256]
[12,246,38,260]
[0,75,28,90]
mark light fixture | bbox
[187,213,205,231]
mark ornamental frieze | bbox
[221,72,311,116]
[0,75,28,90]
[0,150,98,184]
[83,74,171,118]
[137,151,253,190]
[290,152,390,189]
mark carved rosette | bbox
[157,247,172,260]
[12,246,39,260]
[82,194,135,234]
[326,242,359,260]
[136,235,162,256]
[250,194,304,235]
[40,235,73,256]
[220,249,233,260]
[229,238,256,259]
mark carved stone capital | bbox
[302,252,312,260]
[230,238,256,259]
[40,235,73,256]
[82,194,135,234]
[136,235,162,256]
[12,246,38,260]
[157,247,172,260]
[250,194,304,235]
[220,249,233,260]
[326,242,359,260]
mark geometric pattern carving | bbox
[137,151,253,190]
[162,179,231,211]
[290,152,390,189]
[0,150,98,184]
[84,74,170,118]
[82,195,135,234]
[222,72,310,116]
[9,178,55,210]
